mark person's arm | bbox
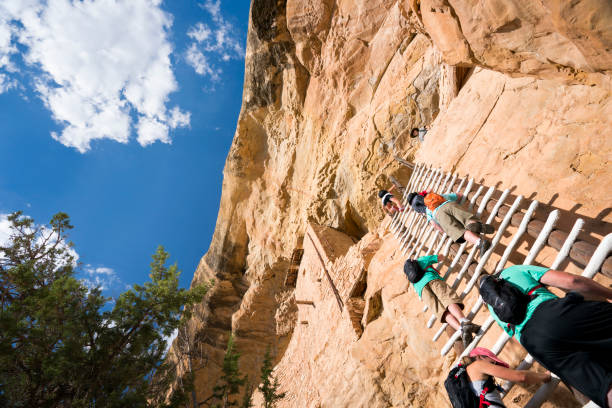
[468,360,551,385]
[539,270,612,301]
[390,196,404,210]
[436,255,445,264]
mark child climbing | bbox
[410,125,428,142]
[478,266,612,408]
[407,191,493,257]
[403,254,480,347]
[445,347,551,408]
[378,187,405,216]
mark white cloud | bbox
[187,22,212,43]
[137,116,169,146]
[0,214,12,245]
[202,0,221,21]
[82,265,121,292]
[0,73,16,92]
[0,14,18,93]
[168,106,191,128]
[0,15,17,72]
[186,0,244,79]
[0,0,190,152]
[185,43,219,80]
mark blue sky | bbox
[0,0,251,295]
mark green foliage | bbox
[258,347,285,408]
[240,381,254,408]
[0,211,211,408]
[210,334,247,408]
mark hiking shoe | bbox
[461,328,474,348]
[467,222,495,234]
[460,321,481,348]
[461,321,481,335]
[466,222,481,233]
[477,239,491,257]
[481,223,495,234]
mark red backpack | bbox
[424,192,446,211]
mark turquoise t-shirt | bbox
[412,254,444,298]
[486,265,558,342]
[425,193,458,222]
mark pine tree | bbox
[240,381,254,408]
[258,347,286,408]
[211,334,246,407]
[0,211,211,407]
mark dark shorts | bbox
[521,293,612,408]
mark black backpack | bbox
[445,364,500,408]
[403,259,424,283]
[408,193,427,214]
[479,275,540,326]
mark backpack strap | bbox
[527,284,544,296]
[478,387,491,407]
[478,385,505,408]
[425,265,440,274]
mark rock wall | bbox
[171,0,611,406]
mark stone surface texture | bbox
[168,0,611,406]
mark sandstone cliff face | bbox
[421,0,612,82]
[173,0,611,406]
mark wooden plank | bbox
[307,233,344,311]
[394,156,415,169]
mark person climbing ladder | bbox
[407,191,494,257]
[378,186,405,216]
[403,254,480,347]
[478,266,612,408]
[445,347,551,408]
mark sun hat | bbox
[469,347,509,368]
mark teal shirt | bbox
[486,265,557,342]
[425,193,458,222]
[412,254,444,298]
